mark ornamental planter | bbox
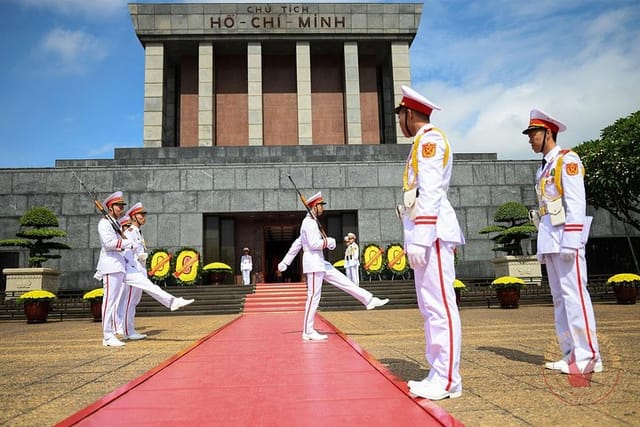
[613,286,637,305]
[3,268,61,300]
[90,301,102,321]
[207,271,228,285]
[24,300,51,323]
[454,289,461,306]
[491,256,541,286]
[496,288,520,309]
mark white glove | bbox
[406,243,428,268]
[136,252,148,263]
[278,262,288,272]
[560,247,575,262]
[326,237,336,250]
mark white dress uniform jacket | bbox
[402,124,465,247]
[535,146,591,259]
[96,218,133,275]
[300,215,333,273]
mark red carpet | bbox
[243,282,308,313]
[56,300,460,426]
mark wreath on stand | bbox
[146,248,173,287]
[171,247,202,286]
[385,243,409,280]
[362,243,385,281]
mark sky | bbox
[0,0,639,168]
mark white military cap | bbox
[395,85,441,116]
[306,191,326,208]
[522,108,567,134]
[103,191,126,208]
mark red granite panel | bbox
[263,55,298,146]
[359,55,380,145]
[179,56,199,147]
[311,55,345,145]
[216,55,248,146]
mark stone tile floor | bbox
[0,303,637,426]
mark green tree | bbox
[0,206,71,267]
[479,201,537,256]
[574,110,640,233]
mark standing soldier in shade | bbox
[523,109,602,375]
[240,247,253,285]
[344,233,360,286]
[117,202,195,341]
[395,86,465,400]
[94,191,132,347]
[278,192,389,341]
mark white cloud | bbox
[36,28,108,74]
[411,1,640,160]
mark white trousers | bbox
[102,272,125,340]
[346,265,359,286]
[303,262,373,334]
[117,272,176,336]
[242,269,251,285]
[543,249,601,365]
[413,240,461,391]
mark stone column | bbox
[391,41,411,145]
[296,42,312,145]
[247,42,263,146]
[343,42,362,145]
[143,43,165,148]
[198,43,214,146]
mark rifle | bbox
[71,170,125,238]
[287,175,328,239]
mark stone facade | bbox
[0,146,633,291]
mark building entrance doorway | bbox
[263,224,301,283]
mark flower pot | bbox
[496,288,520,309]
[207,271,228,285]
[613,286,637,305]
[90,301,102,322]
[24,300,51,323]
[454,288,461,306]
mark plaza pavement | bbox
[0,303,638,426]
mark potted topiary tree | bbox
[479,201,541,285]
[0,206,71,298]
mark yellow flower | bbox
[18,290,56,301]
[453,279,466,289]
[491,276,526,288]
[607,273,640,287]
[83,288,104,300]
[203,262,232,272]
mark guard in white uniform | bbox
[523,109,602,375]
[344,233,360,286]
[240,248,253,285]
[278,192,389,341]
[118,202,195,340]
[95,191,133,347]
[395,86,465,400]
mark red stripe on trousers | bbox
[103,276,109,325]
[436,240,455,391]
[304,272,316,334]
[124,287,133,336]
[574,249,597,360]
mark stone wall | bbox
[0,145,632,290]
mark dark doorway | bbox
[0,252,20,293]
[264,225,301,283]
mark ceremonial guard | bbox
[240,247,253,285]
[523,109,602,374]
[278,192,389,341]
[118,202,195,340]
[343,233,360,286]
[94,191,133,347]
[395,86,465,400]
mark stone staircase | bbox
[0,276,618,321]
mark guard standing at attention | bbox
[523,109,602,374]
[395,86,465,400]
[343,233,360,286]
[240,248,253,285]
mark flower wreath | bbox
[146,248,173,282]
[385,243,409,276]
[171,247,202,286]
[362,243,385,274]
